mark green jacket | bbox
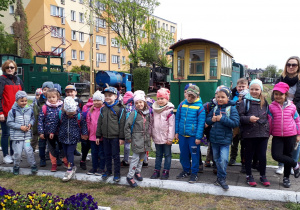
[96,102,125,139]
[32,97,46,135]
[124,110,151,153]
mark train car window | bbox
[17,67,22,75]
[177,50,184,78]
[221,53,232,76]
[189,49,204,74]
[30,66,34,72]
[210,48,218,79]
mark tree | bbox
[0,0,15,20]
[89,0,160,68]
[263,64,278,78]
[0,23,16,54]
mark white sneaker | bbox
[86,156,90,161]
[3,155,13,164]
[276,166,284,175]
[62,166,77,182]
[0,147,2,151]
[291,168,294,175]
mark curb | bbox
[1,166,298,203]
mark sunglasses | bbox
[286,63,298,67]
[6,66,15,69]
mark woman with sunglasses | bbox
[0,60,24,164]
[274,56,300,176]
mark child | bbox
[86,91,106,176]
[55,97,88,182]
[38,88,66,172]
[31,88,42,153]
[269,82,300,188]
[96,86,126,182]
[7,91,37,175]
[121,91,134,167]
[229,78,249,166]
[125,91,151,187]
[150,88,175,180]
[175,85,205,184]
[238,79,270,187]
[206,87,239,190]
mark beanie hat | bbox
[15,90,27,101]
[123,91,134,104]
[184,83,196,91]
[65,85,76,91]
[133,90,146,97]
[215,85,226,94]
[239,89,249,97]
[186,85,200,97]
[103,86,118,95]
[273,82,289,94]
[218,87,232,98]
[64,96,77,112]
[157,88,170,101]
[54,84,62,95]
[35,88,42,95]
[93,90,105,102]
[133,90,146,103]
[249,79,263,91]
[42,81,54,90]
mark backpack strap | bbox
[131,110,138,133]
[59,110,62,121]
[225,106,231,118]
[118,107,124,124]
[213,105,218,114]
[77,113,81,128]
[12,108,16,122]
[243,98,250,114]
[42,105,47,116]
[197,107,205,116]
[166,110,174,121]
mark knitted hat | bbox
[239,89,249,96]
[215,85,226,94]
[65,85,76,91]
[123,91,134,104]
[93,90,105,102]
[42,81,54,90]
[184,83,196,91]
[249,79,263,91]
[157,88,170,101]
[218,87,232,98]
[54,84,62,95]
[35,88,42,95]
[133,90,146,103]
[64,96,77,112]
[133,90,146,97]
[103,86,118,95]
[186,85,200,97]
[15,90,27,101]
[273,82,289,94]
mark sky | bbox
[153,0,300,70]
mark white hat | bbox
[64,96,77,112]
[93,90,105,102]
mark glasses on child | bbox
[286,63,298,67]
[6,66,15,69]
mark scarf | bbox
[104,100,119,115]
[46,100,63,108]
[244,93,260,102]
[281,75,298,87]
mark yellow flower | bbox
[60,204,64,207]
[3,200,6,203]
[41,194,46,197]
[28,196,32,200]
[26,205,29,208]
[13,200,17,204]
[48,200,52,204]
[56,206,59,210]
[7,196,11,200]
[58,201,62,205]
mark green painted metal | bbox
[220,75,232,88]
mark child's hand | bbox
[205,123,208,128]
[250,116,259,123]
[212,113,217,122]
[27,124,32,130]
[81,135,88,140]
[49,133,54,139]
[216,112,222,121]
[127,139,132,143]
[166,141,172,145]
[175,134,179,140]
[195,139,201,145]
[39,134,45,139]
[297,135,300,142]
[119,140,124,145]
[21,126,27,131]
[96,139,100,145]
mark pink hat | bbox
[273,82,289,94]
[157,88,170,101]
[123,91,133,104]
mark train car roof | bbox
[169,38,233,57]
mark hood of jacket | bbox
[153,101,175,114]
[86,98,94,107]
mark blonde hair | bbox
[282,56,300,79]
[237,78,248,85]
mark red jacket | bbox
[0,74,24,117]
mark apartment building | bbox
[0,0,177,71]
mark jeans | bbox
[292,142,300,162]
[81,139,91,161]
[1,121,13,157]
[211,143,230,179]
[155,144,172,171]
[178,135,200,174]
[62,143,77,169]
[103,138,120,175]
[90,141,105,171]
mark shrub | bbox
[133,67,150,94]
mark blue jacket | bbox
[38,104,62,135]
[206,100,240,145]
[175,98,205,140]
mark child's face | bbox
[187,94,196,103]
[274,90,286,105]
[47,93,58,104]
[184,90,188,99]
[35,95,40,100]
[42,87,49,95]
[250,84,261,99]
[17,97,28,108]
[104,92,117,104]
[135,100,145,110]
[93,100,103,108]
[216,91,229,105]
[237,82,248,93]
[157,97,168,107]
[65,89,77,98]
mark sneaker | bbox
[102,172,112,181]
[113,175,120,182]
[62,170,75,182]
[228,159,236,166]
[260,175,270,187]
[240,164,246,174]
[95,169,105,176]
[51,164,57,172]
[63,162,69,169]
[80,161,87,170]
[121,160,130,167]
[283,177,291,188]
[87,168,96,175]
[40,159,46,167]
[72,166,77,173]
[31,165,38,175]
[127,177,138,188]
[205,161,211,167]
[13,166,19,175]
[293,163,300,178]
[291,168,294,175]
[142,162,148,168]
[176,171,190,179]
[150,169,160,179]
[188,174,198,184]
[3,155,13,164]
[74,150,81,156]
[275,166,284,175]
[134,172,143,181]
[246,175,257,187]
[161,170,169,180]
[215,178,229,190]
[198,164,204,173]
[86,156,91,161]
[57,159,62,166]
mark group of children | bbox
[6,78,300,189]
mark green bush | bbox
[133,67,150,94]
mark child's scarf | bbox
[104,100,119,115]
[244,92,260,102]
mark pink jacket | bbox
[151,101,175,144]
[86,106,101,141]
[268,100,300,137]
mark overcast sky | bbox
[154,0,300,70]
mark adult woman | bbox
[0,60,24,164]
[275,56,300,175]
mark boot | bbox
[150,169,160,179]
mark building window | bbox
[111,38,118,47]
[162,23,165,30]
[95,1,105,10]
[71,30,76,40]
[71,10,76,21]
[52,47,66,64]
[79,0,83,4]
[95,18,106,28]
[61,0,65,5]
[166,24,168,31]
[122,56,125,64]
[170,26,175,33]
[80,51,84,60]
[72,50,77,60]
[140,30,146,38]
[10,26,14,34]
[96,35,106,45]
[9,5,14,14]
[71,0,76,2]
[112,55,120,64]
[51,27,65,39]
[96,53,106,67]
[157,21,160,28]
[79,13,84,23]
[79,32,84,42]
[50,5,63,17]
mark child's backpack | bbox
[213,105,231,118]
[99,103,125,124]
[126,110,138,133]
[58,110,82,128]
